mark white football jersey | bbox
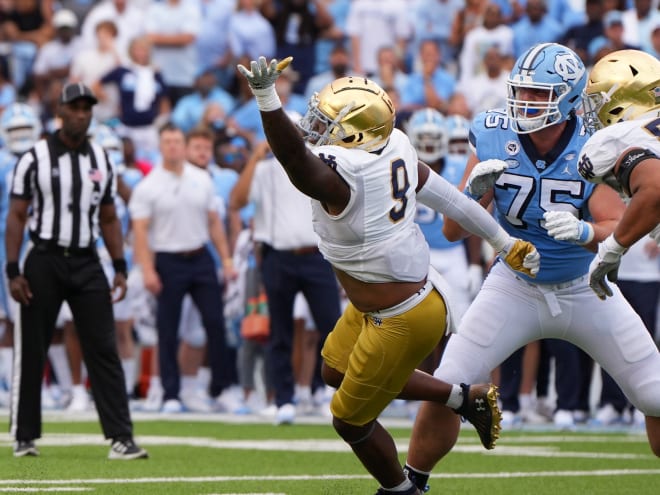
[310,128,430,283]
[578,118,660,183]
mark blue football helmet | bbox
[445,114,471,156]
[407,108,448,162]
[506,43,586,134]
[0,102,42,155]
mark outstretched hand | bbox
[237,56,293,92]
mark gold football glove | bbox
[499,239,540,278]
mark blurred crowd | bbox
[0,0,659,427]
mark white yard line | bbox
[2,470,660,487]
[0,489,92,492]
[0,433,651,459]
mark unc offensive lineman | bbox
[404,43,660,493]
[238,56,542,494]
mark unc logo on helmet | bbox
[554,53,585,83]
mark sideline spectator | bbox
[129,123,234,414]
[70,20,122,123]
[512,0,564,58]
[262,0,334,95]
[229,136,342,426]
[345,0,411,77]
[32,9,82,101]
[144,0,201,106]
[95,35,169,163]
[172,68,236,134]
[80,0,145,62]
[400,40,456,114]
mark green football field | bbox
[1,412,658,495]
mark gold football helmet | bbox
[583,49,660,133]
[298,76,395,151]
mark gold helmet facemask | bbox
[583,49,660,134]
[298,76,395,151]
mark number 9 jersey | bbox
[310,128,431,283]
[471,109,595,283]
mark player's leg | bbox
[406,264,540,491]
[323,287,446,491]
[567,283,660,457]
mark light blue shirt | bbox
[228,10,276,60]
[231,94,308,142]
[512,16,565,58]
[172,88,236,133]
[145,0,201,87]
[401,68,455,108]
[196,0,234,71]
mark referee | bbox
[5,82,147,460]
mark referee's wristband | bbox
[5,261,20,280]
[112,258,128,277]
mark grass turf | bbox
[1,415,657,494]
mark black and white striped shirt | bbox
[10,132,116,248]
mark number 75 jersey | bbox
[471,109,595,284]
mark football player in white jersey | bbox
[578,49,660,300]
[238,57,541,495]
[402,43,660,493]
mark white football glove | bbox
[498,237,541,278]
[236,56,293,111]
[543,211,594,245]
[588,234,627,300]
[237,56,292,90]
[466,264,484,298]
[466,159,508,199]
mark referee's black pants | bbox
[11,245,133,442]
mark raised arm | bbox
[237,57,350,212]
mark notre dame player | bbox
[237,56,541,494]
[578,49,660,300]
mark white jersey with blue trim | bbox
[471,109,595,284]
[311,128,430,283]
[415,154,468,250]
